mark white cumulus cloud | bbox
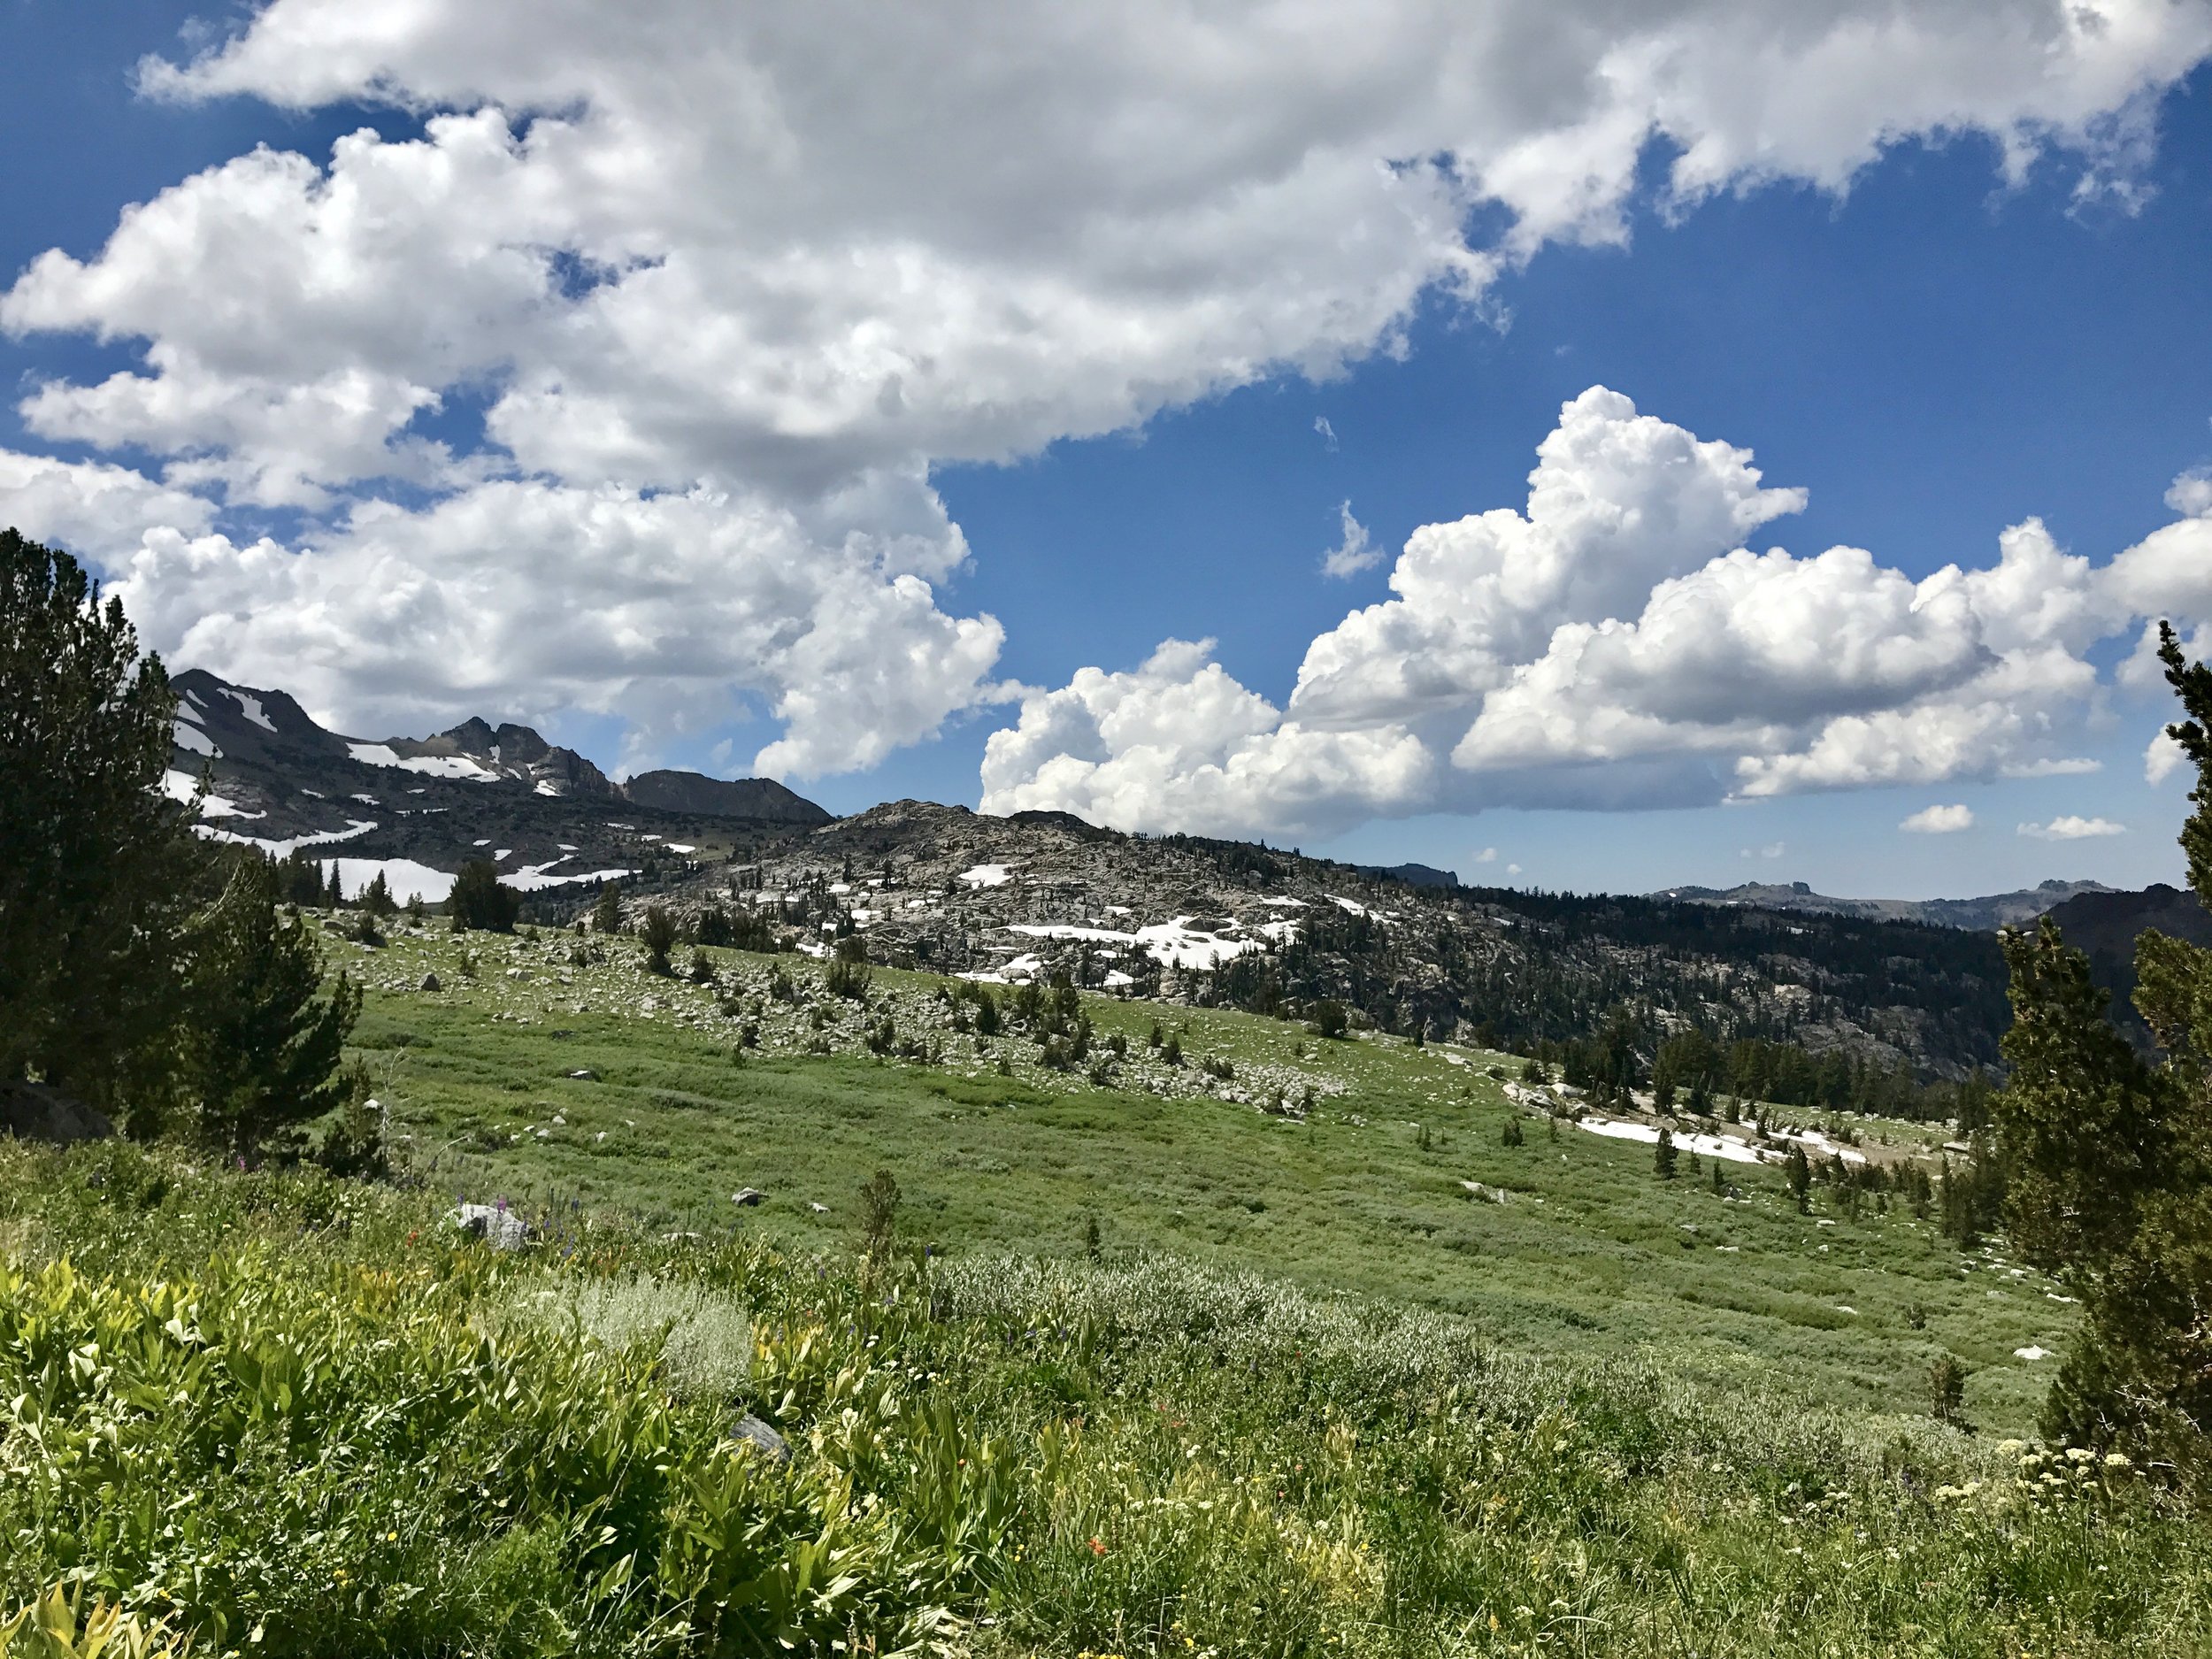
[0,0,2207,770]
[989,386,2212,834]
[1901,803,1975,833]
[2019,815,2126,840]
[109,470,1004,779]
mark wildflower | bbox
[1088,1536,1107,1555]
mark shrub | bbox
[1932,1354,1970,1425]
[513,1272,754,1400]
[1308,1000,1348,1040]
[860,1167,900,1263]
[826,954,872,1000]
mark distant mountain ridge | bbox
[2039,882,2212,1049]
[163,668,831,905]
[621,769,831,825]
[172,668,827,823]
[1651,877,2116,932]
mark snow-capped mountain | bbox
[165,668,829,906]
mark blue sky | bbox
[4,2,2211,899]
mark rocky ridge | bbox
[164,668,829,901]
[649,801,2014,1078]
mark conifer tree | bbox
[1654,1126,1678,1180]
[184,856,362,1159]
[360,871,396,919]
[593,879,623,935]
[449,859,518,933]
[641,904,679,976]
[1989,621,2212,1471]
[280,850,324,908]
[0,530,204,1111]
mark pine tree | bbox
[360,871,396,919]
[0,530,204,1114]
[450,859,518,933]
[184,856,361,1159]
[1654,1126,1678,1180]
[1786,1144,1811,1214]
[641,905,678,976]
[1985,619,2212,1472]
[281,850,324,908]
[592,880,623,935]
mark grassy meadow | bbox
[5,915,2208,1657]
[350,919,2060,1432]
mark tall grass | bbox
[1,1141,2207,1658]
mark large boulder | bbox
[730,1412,792,1464]
[449,1202,531,1250]
[0,1081,112,1144]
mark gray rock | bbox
[449,1202,530,1249]
[730,1412,791,1463]
[732,1187,766,1207]
[0,1081,111,1145]
[419,971,441,992]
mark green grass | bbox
[3,1138,2207,1659]
[13,917,2189,1655]
[349,921,2066,1432]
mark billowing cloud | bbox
[1901,803,1975,833]
[109,470,1003,779]
[2,0,2208,769]
[979,639,1433,840]
[2020,815,2126,840]
[990,388,2212,835]
[0,449,213,557]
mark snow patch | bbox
[347,742,498,781]
[958,864,1013,887]
[503,860,634,892]
[161,769,262,820]
[1577,1116,1768,1166]
[173,719,219,757]
[323,857,456,905]
[199,818,377,856]
[220,687,277,732]
[1135,917,1261,972]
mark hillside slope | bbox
[663,801,2012,1078]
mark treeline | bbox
[1160,826,2014,1079]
